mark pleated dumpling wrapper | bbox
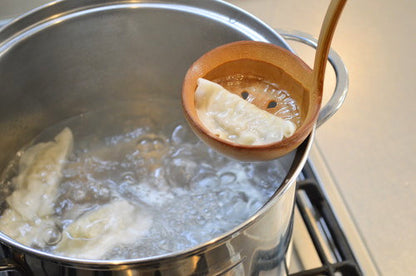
[55,199,152,259]
[195,78,296,146]
[0,128,73,247]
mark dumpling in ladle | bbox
[182,0,347,161]
[195,78,296,146]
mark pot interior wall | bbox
[0,2,290,171]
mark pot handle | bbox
[277,30,349,127]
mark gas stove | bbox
[285,146,379,275]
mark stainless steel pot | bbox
[0,0,348,275]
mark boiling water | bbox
[0,100,290,260]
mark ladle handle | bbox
[313,0,347,99]
[279,31,349,127]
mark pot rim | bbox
[0,0,311,267]
[0,132,313,268]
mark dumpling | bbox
[0,128,73,247]
[0,208,56,247]
[55,199,152,259]
[195,78,296,145]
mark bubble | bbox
[152,137,167,151]
[170,144,194,159]
[165,157,198,187]
[43,226,62,246]
[171,125,189,145]
[190,171,218,190]
[138,137,156,152]
[137,135,167,154]
[220,172,237,185]
[121,171,136,184]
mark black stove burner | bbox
[289,162,362,276]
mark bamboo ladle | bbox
[182,0,347,161]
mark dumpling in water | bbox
[0,128,73,247]
[55,199,152,259]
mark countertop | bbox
[226,0,415,275]
[1,0,415,275]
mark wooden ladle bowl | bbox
[182,0,346,161]
[182,41,315,161]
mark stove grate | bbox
[288,162,362,276]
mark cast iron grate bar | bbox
[289,163,362,276]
